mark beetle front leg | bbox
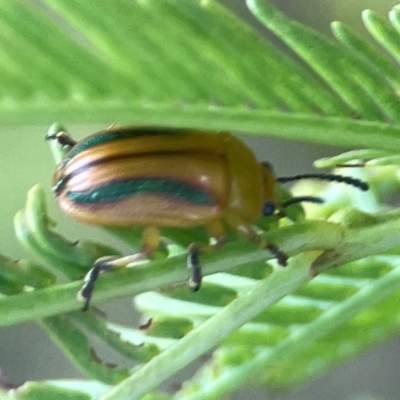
[225,212,288,266]
[79,227,160,311]
[263,242,288,266]
[246,227,287,266]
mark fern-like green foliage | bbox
[1,1,400,399]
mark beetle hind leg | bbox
[79,253,150,311]
[79,227,160,311]
[79,256,119,311]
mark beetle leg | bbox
[263,243,288,266]
[187,221,227,291]
[45,131,77,148]
[225,212,288,266]
[241,225,287,266]
[187,243,202,291]
[78,227,160,311]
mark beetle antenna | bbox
[277,173,369,191]
[281,196,324,208]
[334,163,366,168]
[262,196,323,217]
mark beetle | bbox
[46,126,368,310]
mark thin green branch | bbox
[98,254,314,400]
[331,21,400,93]
[0,219,343,327]
[364,9,400,66]
[1,1,400,396]
[99,251,400,400]
[174,261,400,400]
[70,311,159,362]
[3,108,400,150]
[39,316,130,384]
[246,0,393,121]
[2,209,400,329]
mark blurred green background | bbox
[0,1,399,399]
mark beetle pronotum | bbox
[46,126,368,310]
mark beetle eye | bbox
[263,201,276,216]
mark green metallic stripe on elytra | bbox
[66,127,182,163]
[67,178,215,206]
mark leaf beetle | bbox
[46,126,368,310]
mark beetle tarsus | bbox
[188,244,202,291]
[81,295,91,313]
[45,131,77,148]
[79,256,116,311]
[265,243,288,266]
